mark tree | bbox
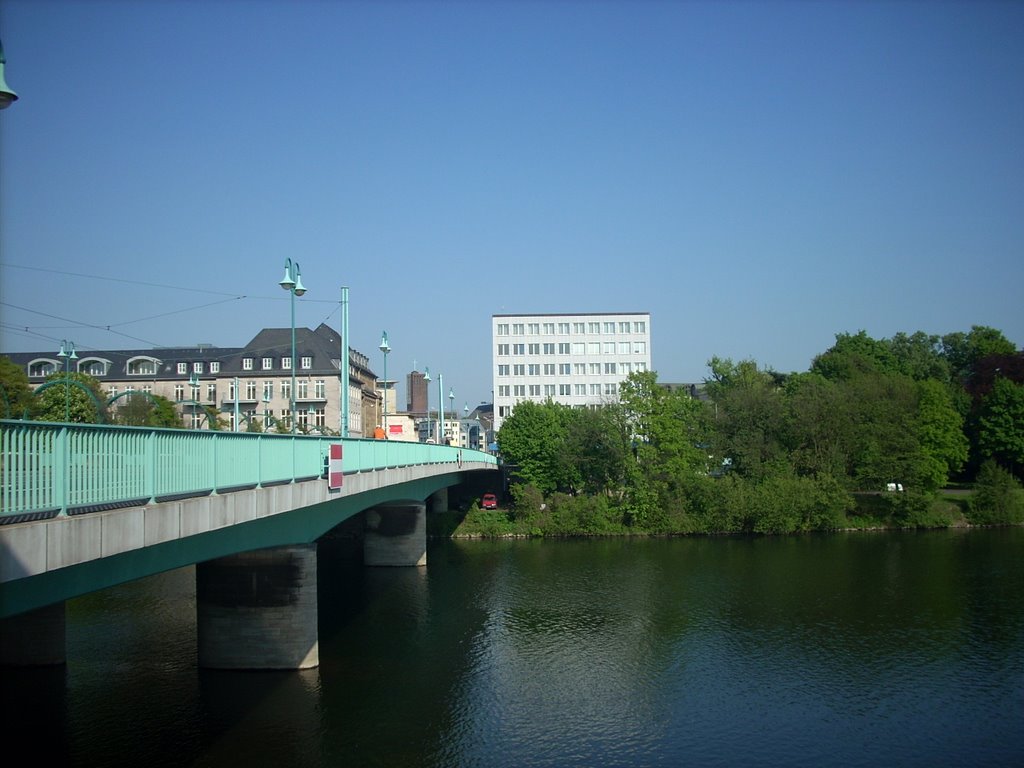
[976,377,1024,477]
[114,393,184,428]
[942,325,1017,384]
[496,399,579,494]
[704,357,787,481]
[34,371,109,423]
[811,331,898,381]
[0,356,36,419]
[887,331,950,383]
[914,378,968,491]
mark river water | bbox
[3,528,1023,767]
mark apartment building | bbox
[491,312,652,433]
[4,323,380,436]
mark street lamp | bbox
[423,367,433,442]
[449,387,455,423]
[188,371,200,429]
[379,331,390,437]
[57,340,77,422]
[0,39,18,109]
[438,372,445,445]
[279,258,306,434]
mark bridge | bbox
[0,419,499,669]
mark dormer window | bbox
[127,356,160,376]
[243,358,253,370]
[79,358,110,377]
[301,356,312,370]
[262,357,273,370]
[193,362,203,374]
[28,359,58,377]
[177,363,188,374]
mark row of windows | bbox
[497,383,621,397]
[170,380,329,402]
[241,356,312,371]
[176,361,222,375]
[497,361,648,376]
[497,341,647,356]
[496,321,647,336]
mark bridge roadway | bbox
[0,419,499,669]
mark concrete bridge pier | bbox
[0,602,66,666]
[428,488,449,515]
[196,544,319,670]
[363,503,427,566]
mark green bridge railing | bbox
[0,420,497,523]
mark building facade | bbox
[4,323,381,436]
[491,312,652,433]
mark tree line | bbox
[491,325,1024,536]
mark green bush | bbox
[967,460,1024,525]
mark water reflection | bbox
[2,529,1022,767]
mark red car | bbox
[481,493,498,509]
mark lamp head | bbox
[423,367,431,383]
[293,265,307,296]
[279,262,296,291]
[379,331,390,354]
[0,40,18,110]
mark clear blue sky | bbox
[2,0,1022,408]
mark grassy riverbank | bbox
[432,481,1022,539]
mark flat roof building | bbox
[491,312,652,434]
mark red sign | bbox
[389,424,403,434]
[328,443,343,489]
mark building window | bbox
[574,363,586,375]
[528,323,540,334]
[513,385,525,397]
[589,363,601,375]
[498,364,510,376]
[636,362,647,372]
[315,379,325,398]
[263,381,274,401]
[513,344,525,355]
[528,364,540,375]
[559,363,571,375]
[573,322,585,334]
[634,321,646,333]
[544,384,556,396]
[281,381,291,400]
[512,323,524,335]
[191,412,204,429]
[574,384,586,395]
[177,362,188,374]
[513,364,525,375]
[499,406,511,417]
[559,322,570,334]
[619,322,631,333]
[282,357,292,370]
[588,343,600,355]
[498,385,510,396]
[193,362,203,374]
[543,343,555,355]
[572,343,585,355]
[142,385,153,394]
[621,362,632,374]
[301,356,312,370]
[605,363,617,374]
[174,384,185,401]
[297,380,309,399]
[29,361,57,377]
[528,343,540,354]
[497,323,509,335]
[82,361,106,376]
[529,385,541,396]
[262,357,273,370]
[246,380,257,400]
[243,358,253,371]
[127,358,158,376]
[543,323,555,334]
[558,343,570,354]
[206,383,216,402]
[210,362,220,374]
[604,342,615,354]
[604,322,615,333]
[560,384,572,396]
[605,383,618,396]
[497,344,509,356]
[544,364,556,375]
[634,341,647,354]
[588,322,600,334]
[619,342,631,354]
[590,384,601,395]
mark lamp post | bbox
[423,367,433,442]
[188,372,200,429]
[57,340,77,422]
[279,258,306,434]
[438,372,445,445]
[0,39,18,109]
[379,331,390,437]
[449,387,455,424]
[262,392,272,431]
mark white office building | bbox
[491,312,652,434]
